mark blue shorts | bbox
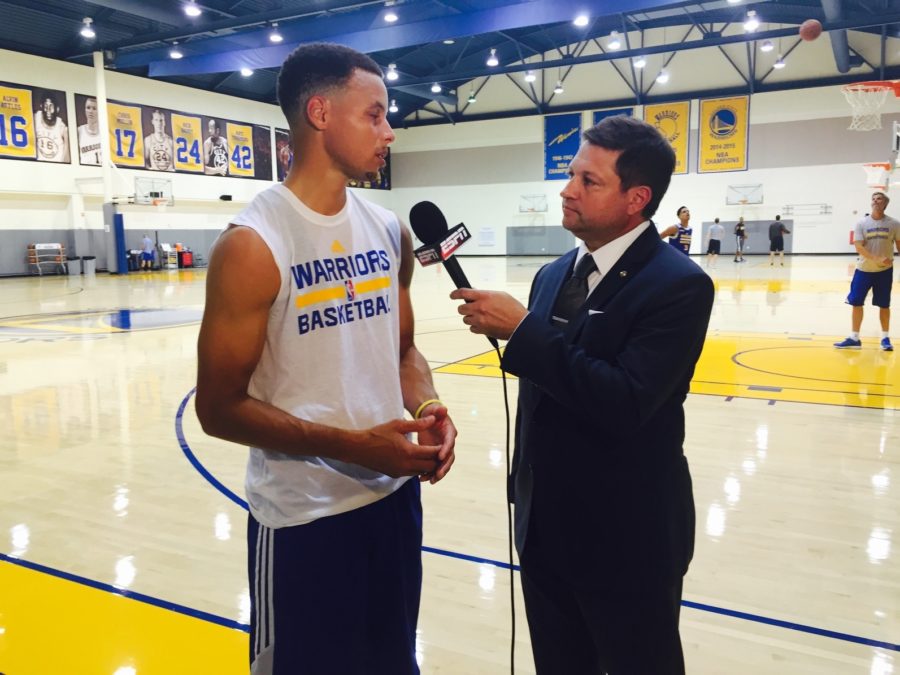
[248,478,422,675]
[846,268,894,308]
[141,252,153,262]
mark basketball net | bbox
[842,82,895,131]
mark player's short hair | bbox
[873,191,890,205]
[582,116,675,219]
[714,217,720,224]
[277,42,382,130]
[677,206,688,217]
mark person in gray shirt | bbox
[834,192,900,351]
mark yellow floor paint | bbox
[0,561,247,675]
[436,332,898,410]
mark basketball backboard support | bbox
[134,176,174,206]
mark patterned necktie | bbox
[551,253,598,327]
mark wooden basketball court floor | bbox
[0,253,897,674]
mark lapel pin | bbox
[619,270,628,278]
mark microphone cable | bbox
[491,341,516,675]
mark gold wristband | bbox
[414,398,443,419]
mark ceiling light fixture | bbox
[553,81,564,94]
[169,42,183,59]
[607,30,622,50]
[743,10,760,32]
[389,100,399,113]
[486,48,499,67]
[443,39,455,45]
[80,17,96,39]
[656,68,670,84]
[773,55,786,69]
[760,39,774,52]
[573,14,589,27]
[431,83,441,93]
[240,67,254,77]
[384,1,398,22]
[184,1,202,18]
[524,70,536,83]
[269,23,283,43]
[727,0,742,4]
[633,55,647,68]
[386,63,399,81]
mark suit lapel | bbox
[533,249,577,322]
[566,225,662,335]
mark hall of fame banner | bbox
[0,81,70,163]
[73,93,272,180]
[544,112,582,181]
[593,107,634,125]
[698,95,749,173]
[643,101,689,175]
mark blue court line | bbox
[0,551,249,633]
[173,389,900,653]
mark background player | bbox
[834,192,900,351]
[660,205,693,256]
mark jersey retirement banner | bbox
[108,102,146,168]
[172,113,204,173]
[698,95,749,173]
[0,85,36,159]
[643,101,689,175]
[227,123,254,177]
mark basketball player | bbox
[203,118,229,175]
[33,92,70,163]
[77,96,102,166]
[768,215,791,266]
[660,205,693,255]
[706,217,725,266]
[196,43,456,674]
[143,109,174,171]
[834,192,900,351]
[277,140,292,181]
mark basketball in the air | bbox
[799,19,823,41]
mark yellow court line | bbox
[0,315,124,335]
[435,334,898,410]
[0,561,246,674]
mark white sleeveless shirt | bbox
[227,184,408,528]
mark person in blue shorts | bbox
[834,192,900,351]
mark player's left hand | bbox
[416,402,456,484]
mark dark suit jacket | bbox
[503,224,714,589]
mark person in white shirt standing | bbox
[706,217,725,267]
[196,43,456,675]
[834,192,900,351]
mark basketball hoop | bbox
[842,81,900,131]
[863,162,892,190]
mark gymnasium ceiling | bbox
[2,0,900,127]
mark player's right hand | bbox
[357,417,441,478]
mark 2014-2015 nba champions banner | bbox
[698,95,750,173]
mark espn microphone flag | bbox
[414,223,472,266]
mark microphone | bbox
[409,201,499,349]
